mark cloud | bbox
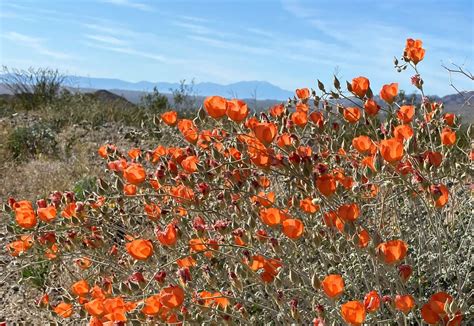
[188,35,272,56]
[84,34,128,46]
[172,21,214,35]
[100,0,154,12]
[3,32,72,60]
[245,27,274,38]
[178,15,209,23]
[83,41,172,63]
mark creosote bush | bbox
[2,38,473,325]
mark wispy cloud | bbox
[172,21,214,35]
[84,34,128,46]
[178,15,209,23]
[3,32,72,60]
[83,41,169,63]
[100,0,154,12]
[246,27,274,38]
[188,35,272,56]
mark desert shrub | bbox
[171,79,198,112]
[7,123,58,160]
[140,87,169,114]
[2,38,473,325]
[1,66,66,111]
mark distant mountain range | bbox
[66,76,295,101]
[1,74,472,121]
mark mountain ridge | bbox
[65,76,294,100]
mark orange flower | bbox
[14,201,37,229]
[351,76,370,98]
[142,295,162,316]
[377,240,408,264]
[226,99,248,122]
[296,88,310,100]
[181,155,199,173]
[259,208,284,226]
[177,119,199,143]
[54,302,73,318]
[177,256,197,268]
[250,255,282,283]
[197,291,229,309]
[282,218,304,239]
[37,205,57,223]
[144,202,161,221]
[397,105,415,123]
[269,103,284,117]
[123,163,146,185]
[405,38,425,64]
[299,197,320,214]
[85,298,105,317]
[441,127,456,146]
[126,239,154,260]
[337,203,360,222]
[364,99,380,116]
[421,292,460,325]
[189,238,207,252]
[316,174,337,197]
[128,148,141,160]
[160,285,185,309]
[97,144,116,158]
[429,184,449,207]
[380,83,398,104]
[7,235,34,257]
[380,138,404,163]
[61,202,77,219]
[170,184,195,202]
[259,176,271,188]
[321,274,344,298]
[102,297,129,322]
[394,294,415,314]
[364,291,381,313]
[291,110,308,126]
[352,135,373,154]
[393,125,414,141]
[75,257,92,270]
[309,111,324,127]
[45,243,59,260]
[156,223,178,246]
[161,111,178,126]
[252,191,275,207]
[277,133,293,147]
[357,229,371,248]
[71,279,90,297]
[341,301,366,326]
[361,155,376,171]
[204,95,227,119]
[343,107,361,123]
[124,184,137,196]
[254,122,278,146]
[443,113,455,126]
[296,102,309,112]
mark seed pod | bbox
[289,269,300,285]
[311,273,321,290]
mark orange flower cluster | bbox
[4,37,469,325]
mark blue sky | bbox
[1,0,472,95]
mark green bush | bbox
[73,176,97,201]
[7,123,58,160]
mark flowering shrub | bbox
[3,39,473,325]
